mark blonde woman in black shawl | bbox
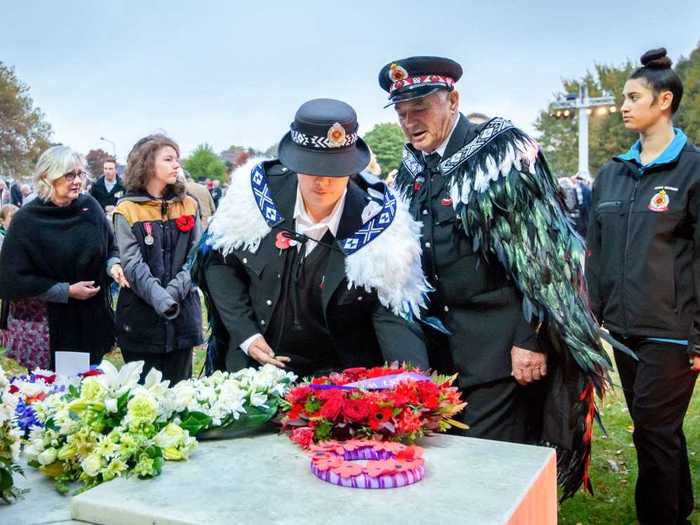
[0,146,127,370]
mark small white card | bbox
[55,351,90,377]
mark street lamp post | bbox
[550,86,616,177]
[99,136,116,159]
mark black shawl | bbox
[0,194,115,358]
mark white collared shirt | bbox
[239,185,348,355]
[293,184,346,256]
[104,177,117,193]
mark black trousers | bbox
[613,336,698,525]
[427,327,544,444]
[122,347,193,384]
[452,377,545,444]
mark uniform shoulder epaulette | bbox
[265,160,292,177]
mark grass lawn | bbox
[1,346,697,524]
[559,372,699,524]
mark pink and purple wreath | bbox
[309,439,425,489]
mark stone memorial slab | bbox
[2,458,79,525]
[67,433,556,525]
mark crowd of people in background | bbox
[0,148,227,376]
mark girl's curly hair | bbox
[125,134,186,200]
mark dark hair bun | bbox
[641,48,672,69]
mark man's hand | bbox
[511,345,547,386]
[68,281,100,301]
[110,264,130,288]
[248,335,291,368]
[690,355,700,373]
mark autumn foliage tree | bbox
[0,62,52,179]
[85,148,113,178]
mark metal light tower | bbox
[550,86,616,177]
[100,136,116,159]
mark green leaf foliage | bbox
[183,143,228,184]
[363,122,406,178]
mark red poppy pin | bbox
[175,214,196,232]
[275,231,296,250]
[389,63,409,82]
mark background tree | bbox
[0,62,53,180]
[535,41,700,178]
[85,148,112,178]
[675,42,700,141]
[363,123,405,177]
[183,143,228,183]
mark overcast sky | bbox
[2,1,699,161]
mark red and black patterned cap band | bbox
[390,75,455,95]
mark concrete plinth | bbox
[65,433,557,525]
[2,459,77,525]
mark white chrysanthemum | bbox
[81,453,103,478]
[250,392,268,408]
[37,447,57,466]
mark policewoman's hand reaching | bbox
[248,335,291,368]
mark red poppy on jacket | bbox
[175,214,196,232]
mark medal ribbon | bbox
[143,222,154,244]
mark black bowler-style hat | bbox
[378,56,463,107]
[278,98,371,177]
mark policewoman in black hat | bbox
[379,56,613,497]
[194,98,429,377]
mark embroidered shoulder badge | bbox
[340,186,397,256]
[251,163,284,226]
[648,190,670,212]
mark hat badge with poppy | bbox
[378,56,463,107]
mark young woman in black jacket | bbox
[587,48,699,525]
[113,135,202,383]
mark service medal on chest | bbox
[143,222,155,245]
[648,190,670,212]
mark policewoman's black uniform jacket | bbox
[586,134,700,356]
[199,163,429,374]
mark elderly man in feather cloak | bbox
[379,56,625,497]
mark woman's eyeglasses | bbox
[62,170,86,182]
